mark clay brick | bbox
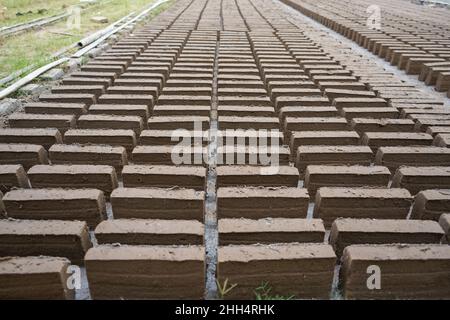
[39,93,96,106]
[0,256,74,299]
[340,244,450,299]
[218,243,336,299]
[3,188,106,227]
[0,164,30,192]
[218,218,325,245]
[28,164,118,194]
[64,129,136,151]
[95,219,203,245]
[218,116,279,130]
[51,85,105,97]
[375,146,450,171]
[296,146,373,175]
[89,104,149,120]
[122,165,206,190]
[111,187,204,221]
[107,86,158,98]
[217,145,290,166]
[433,133,450,147]
[153,105,210,116]
[217,166,299,187]
[8,113,76,132]
[391,166,450,194]
[279,106,338,120]
[305,165,390,195]
[97,94,154,107]
[0,219,92,264]
[217,105,275,117]
[415,119,450,132]
[439,214,450,243]
[62,77,112,87]
[24,102,87,115]
[148,116,210,130]
[340,107,399,119]
[290,131,360,152]
[330,218,444,256]
[350,118,415,133]
[77,114,143,134]
[332,97,387,109]
[49,144,127,168]
[132,145,206,166]
[284,117,348,133]
[362,132,433,151]
[411,189,450,220]
[427,126,450,137]
[85,245,205,299]
[314,187,412,228]
[217,187,308,219]
[0,128,62,150]
[0,144,48,168]
[139,130,208,146]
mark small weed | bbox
[216,278,238,299]
[254,281,295,300]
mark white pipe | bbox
[0,58,69,100]
[72,0,169,58]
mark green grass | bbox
[0,0,174,82]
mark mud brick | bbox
[271,88,322,99]
[77,114,143,134]
[97,94,153,107]
[305,165,390,195]
[340,244,450,299]
[427,126,450,137]
[340,107,399,120]
[28,165,118,194]
[153,105,210,116]
[325,89,375,101]
[158,95,211,106]
[216,166,299,188]
[122,165,206,190]
[433,133,450,147]
[218,116,279,130]
[3,187,105,226]
[276,96,330,109]
[439,214,450,243]
[0,256,74,299]
[148,116,209,130]
[64,129,136,151]
[333,98,387,110]
[410,189,450,221]
[314,187,412,228]
[81,65,124,74]
[49,144,127,168]
[217,145,290,166]
[0,144,48,168]
[415,119,450,132]
[111,187,204,221]
[290,131,360,152]
[218,130,284,147]
[279,106,338,120]
[436,72,450,92]
[0,219,91,264]
[217,187,308,219]
[350,118,415,133]
[218,218,325,245]
[406,58,446,75]
[284,117,348,133]
[51,85,105,97]
[0,165,29,192]
[95,219,203,245]
[139,130,207,146]
[107,86,159,99]
[330,218,443,256]
[61,77,112,87]
[85,245,205,299]
[114,78,163,90]
[218,243,336,299]
[89,104,149,120]
[392,166,450,194]
[318,82,366,91]
[0,128,61,150]
[24,102,87,115]
[132,145,206,166]
[8,113,76,132]
[39,93,96,106]
[217,105,275,117]
[375,147,450,171]
[70,71,116,81]
[362,132,433,151]
[296,146,373,176]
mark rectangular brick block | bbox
[88,104,149,120]
[95,219,203,245]
[362,132,433,151]
[0,144,48,168]
[148,116,210,130]
[331,218,444,256]
[24,102,87,115]
[218,243,336,299]
[284,117,348,133]
[64,129,136,151]
[0,219,92,264]
[8,113,76,132]
[85,245,205,299]
[0,164,30,192]
[218,218,325,245]
[411,189,450,220]
[77,114,143,134]
[122,165,206,190]
[392,166,450,195]
[217,166,299,187]
[0,256,74,299]
[439,214,450,243]
[0,128,62,150]
[350,118,415,133]
[3,188,106,227]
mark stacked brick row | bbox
[281,0,450,96]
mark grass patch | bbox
[254,282,295,300]
[0,0,174,82]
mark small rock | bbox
[87,47,103,58]
[19,83,45,97]
[91,16,108,24]
[0,98,21,116]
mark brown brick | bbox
[0,164,30,192]
[24,102,87,115]
[0,144,48,168]
[391,166,450,195]
[64,129,136,151]
[217,166,299,187]
[8,113,76,132]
